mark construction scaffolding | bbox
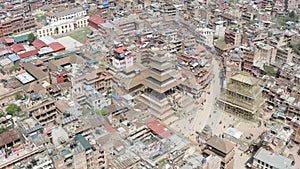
[217,72,264,120]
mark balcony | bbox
[34,107,56,117]
[37,111,56,121]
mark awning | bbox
[112,94,120,100]
[102,2,109,7]
[8,54,19,62]
[0,50,11,56]
[38,47,53,55]
[87,59,98,64]
[13,32,32,43]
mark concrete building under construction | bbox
[217,72,265,120]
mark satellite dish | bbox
[6,115,12,120]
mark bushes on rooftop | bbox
[5,103,21,116]
[0,127,8,134]
[263,64,277,76]
[27,33,35,44]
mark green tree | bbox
[28,33,35,44]
[5,103,21,116]
[263,64,277,76]
[245,20,256,26]
[15,91,22,100]
[95,109,109,116]
[289,11,296,18]
[0,127,8,134]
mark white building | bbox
[72,84,111,111]
[37,17,89,38]
[214,21,226,39]
[112,45,134,70]
[46,7,87,24]
[197,27,214,47]
[253,148,297,169]
[112,55,134,70]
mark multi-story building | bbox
[241,11,254,22]
[181,34,196,50]
[88,15,106,30]
[214,41,235,57]
[197,27,214,47]
[286,0,298,10]
[114,16,139,35]
[255,42,276,64]
[96,1,111,19]
[241,46,255,73]
[28,1,45,11]
[5,2,31,16]
[213,21,226,39]
[217,72,265,120]
[252,147,296,169]
[161,3,177,16]
[49,0,68,5]
[203,136,235,169]
[225,28,242,46]
[37,17,88,37]
[76,67,113,94]
[225,52,242,77]
[185,1,200,18]
[275,47,293,64]
[72,84,111,111]
[0,141,46,169]
[0,17,35,37]
[28,99,58,126]
[107,150,141,169]
[52,134,106,169]
[111,45,134,70]
[46,7,87,24]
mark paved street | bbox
[170,54,223,140]
[234,148,252,169]
[285,142,300,168]
[191,57,222,135]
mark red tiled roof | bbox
[32,40,47,49]
[147,119,172,138]
[11,44,25,53]
[18,50,38,59]
[5,4,14,9]
[114,46,127,54]
[105,125,117,132]
[0,37,14,44]
[5,37,14,44]
[0,37,5,43]
[194,45,206,55]
[45,11,55,17]
[49,42,65,52]
[88,15,106,25]
[0,130,20,148]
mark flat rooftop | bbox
[16,72,35,84]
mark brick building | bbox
[0,17,35,38]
